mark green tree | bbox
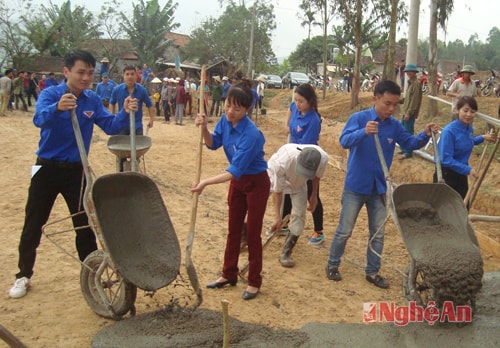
[119,0,179,68]
[289,36,326,73]
[0,0,33,69]
[184,2,276,74]
[297,2,320,40]
[22,0,101,56]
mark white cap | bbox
[222,76,229,81]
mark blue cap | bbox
[102,73,108,77]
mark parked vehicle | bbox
[360,73,379,92]
[419,71,442,94]
[311,74,331,90]
[480,69,499,97]
[281,72,311,89]
[265,74,282,89]
[360,74,371,92]
[441,73,456,95]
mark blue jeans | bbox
[327,189,386,276]
[400,115,415,156]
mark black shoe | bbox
[242,290,258,300]
[366,274,389,289]
[206,279,237,289]
[325,265,342,281]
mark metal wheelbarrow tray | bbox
[107,135,152,159]
[67,109,183,319]
[91,172,181,291]
[374,134,483,310]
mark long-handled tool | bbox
[239,214,290,278]
[464,135,500,209]
[186,65,207,306]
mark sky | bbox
[29,0,499,60]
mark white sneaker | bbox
[9,277,31,298]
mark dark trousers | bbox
[16,159,97,279]
[27,88,38,107]
[282,180,323,232]
[155,102,160,116]
[433,168,468,199]
[118,128,144,171]
[162,100,170,121]
[185,94,192,115]
[210,99,221,117]
[223,171,270,288]
[15,93,28,111]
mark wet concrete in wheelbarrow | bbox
[92,272,500,348]
[396,201,484,306]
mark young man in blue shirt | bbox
[9,50,138,299]
[110,65,155,136]
[95,73,116,108]
[325,80,436,289]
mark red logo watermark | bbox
[363,301,472,326]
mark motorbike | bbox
[419,71,442,94]
[360,73,371,92]
[480,69,498,97]
[443,73,460,94]
[360,73,379,92]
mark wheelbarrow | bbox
[71,109,190,319]
[373,133,483,311]
[106,134,152,172]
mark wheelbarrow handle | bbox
[431,131,444,183]
[373,134,390,180]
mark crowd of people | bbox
[4,50,500,304]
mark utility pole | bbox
[247,1,256,77]
[405,0,420,95]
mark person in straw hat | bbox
[446,64,477,120]
[100,57,110,78]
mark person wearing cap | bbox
[209,76,223,117]
[191,81,270,301]
[95,73,117,109]
[325,80,437,289]
[100,57,110,78]
[221,76,230,105]
[342,68,349,92]
[268,144,328,268]
[398,63,422,159]
[446,65,477,120]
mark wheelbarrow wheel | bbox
[402,262,436,307]
[80,250,137,319]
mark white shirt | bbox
[257,81,265,97]
[267,144,328,194]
